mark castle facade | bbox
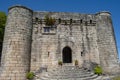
[0,5,119,80]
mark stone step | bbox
[93,76,103,80]
[35,66,101,80]
[45,73,95,78]
[49,75,98,79]
[39,75,98,80]
[49,70,90,74]
[39,75,99,80]
[49,71,92,76]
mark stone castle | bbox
[0,5,120,80]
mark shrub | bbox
[75,60,78,66]
[44,15,56,26]
[26,72,34,80]
[94,65,103,75]
[58,60,62,66]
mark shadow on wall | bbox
[82,61,98,71]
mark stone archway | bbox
[62,46,72,63]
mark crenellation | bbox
[33,18,96,26]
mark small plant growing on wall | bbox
[75,60,78,66]
[26,72,34,80]
[58,60,62,66]
[94,65,103,75]
[44,15,56,26]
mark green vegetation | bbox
[75,60,78,66]
[44,15,56,26]
[26,72,34,80]
[0,12,6,57]
[0,12,6,42]
[94,65,103,75]
[58,60,62,66]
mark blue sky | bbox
[0,0,120,60]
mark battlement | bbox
[34,11,95,19]
[33,18,96,26]
[33,12,98,26]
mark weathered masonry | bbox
[0,5,119,80]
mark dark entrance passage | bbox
[62,46,72,63]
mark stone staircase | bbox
[34,66,103,80]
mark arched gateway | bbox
[62,46,72,63]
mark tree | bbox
[0,12,6,59]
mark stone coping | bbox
[8,5,33,12]
[95,11,111,15]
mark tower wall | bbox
[96,12,119,74]
[0,6,33,80]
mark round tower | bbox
[96,11,120,74]
[0,5,33,80]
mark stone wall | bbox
[0,6,33,80]
[30,12,101,71]
[31,11,119,74]
[0,5,119,80]
[96,12,120,74]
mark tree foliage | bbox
[0,12,6,55]
[0,12,6,43]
